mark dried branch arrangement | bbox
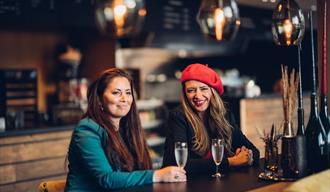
[256,124,282,144]
[281,65,299,124]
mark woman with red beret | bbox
[162,63,260,175]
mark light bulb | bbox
[214,8,226,40]
[283,19,293,45]
[197,0,240,41]
[272,0,305,46]
[96,0,146,37]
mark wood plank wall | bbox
[0,129,72,192]
[240,95,310,158]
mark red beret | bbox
[180,63,224,95]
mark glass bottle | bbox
[320,95,330,169]
[305,93,327,173]
[319,94,330,134]
[305,10,327,174]
[296,44,305,136]
[319,0,330,168]
[295,44,307,177]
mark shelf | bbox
[136,99,164,110]
[1,69,38,130]
[141,119,164,130]
[137,99,166,150]
[146,136,165,147]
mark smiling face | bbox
[102,77,133,122]
[184,80,212,116]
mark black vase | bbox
[281,136,297,178]
[305,10,327,174]
[320,95,330,169]
[305,93,327,173]
[295,44,307,177]
[294,135,307,177]
[319,0,330,169]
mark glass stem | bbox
[216,164,219,174]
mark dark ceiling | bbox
[237,0,316,11]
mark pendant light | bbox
[95,0,146,37]
[272,0,305,46]
[196,0,240,41]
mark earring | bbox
[99,104,104,112]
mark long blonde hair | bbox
[180,86,233,156]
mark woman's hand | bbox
[228,146,253,167]
[153,166,186,183]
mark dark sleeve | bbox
[227,112,260,166]
[162,110,230,174]
[162,110,188,168]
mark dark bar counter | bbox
[113,162,284,192]
[0,124,74,138]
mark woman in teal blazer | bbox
[65,68,186,191]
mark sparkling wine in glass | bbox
[211,139,224,178]
[175,142,188,168]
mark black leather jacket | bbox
[162,107,260,174]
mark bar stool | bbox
[38,179,66,192]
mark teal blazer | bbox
[65,118,154,192]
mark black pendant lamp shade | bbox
[95,0,146,37]
[272,0,305,46]
[197,0,240,41]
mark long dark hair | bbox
[180,85,233,156]
[84,68,152,171]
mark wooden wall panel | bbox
[240,95,310,158]
[0,165,16,185]
[15,158,66,182]
[0,157,66,185]
[0,129,72,191]
[0,139,69,164]
[0,130,72,145]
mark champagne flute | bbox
[175,142,188,168]
[211,139,224,178]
